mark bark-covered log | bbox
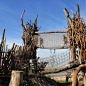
[72,64,86,86]
[35,30,66,34]
[9,70,23,86]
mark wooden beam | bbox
[35,30,66,34]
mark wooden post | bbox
[71,46,75,61]
[1,29,5,44]
[9,70,23,86]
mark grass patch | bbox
[57,80,72,83]
[56,80,72,86]
[45,75,51,78]
[28,70,34,75]
[47,75,51,78]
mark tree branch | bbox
[21,10,26,31]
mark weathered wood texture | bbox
[64,4,86,63]
[64,4,86,86]
[9,71,23,86]
[72,64,86,86]
[35,30,66,34]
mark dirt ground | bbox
[23,75,57,86]
[23,75,85,86]
[23,76,84,86]
[0,75,84,86]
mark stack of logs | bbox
[64,4,86,86]
[0,10,48,77]
[64,4,86,63]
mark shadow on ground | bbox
[56,81,72,86]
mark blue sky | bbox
[0,0,86,58]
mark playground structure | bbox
[0,4,86,86]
